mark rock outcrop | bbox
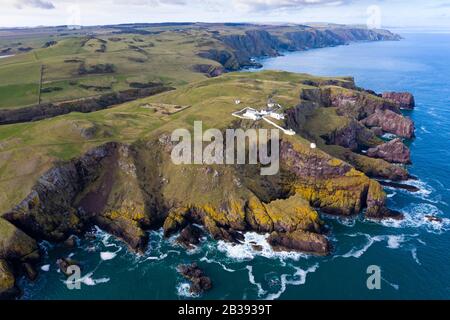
[382,92,415,110]
[367,138,411,164]
[178,263,212,295]
[201,27,400,71]
[268,230,330,255]
[362,109,415,139]
[176,224,205,249]
[0,218,39,299]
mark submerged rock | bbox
[56,258,80,277]
[378,180,420,192]
[64,235,78,248]
[367,138,411,164]
[382,92,415,110]
[178,263,212,295]
[176,224,204,249]
[425,215,443,223]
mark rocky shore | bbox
[199,27,400,71]
[0,73,416,299]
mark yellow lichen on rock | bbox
[0,259,16,299]
[246,196,273,233]
[293,175,370,216]
[264,194,322,233]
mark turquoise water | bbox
[21,33,450,300]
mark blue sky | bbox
[1,0,450,29]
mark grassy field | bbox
[0,70,351,212]
[0,27,228,109]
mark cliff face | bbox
[285,80,414,181]
[200,27,400,71]
[0,86,173,126]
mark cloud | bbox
[15,0,55,9]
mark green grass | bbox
[0,31,216,109]
[0,83,39,108]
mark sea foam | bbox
[216,232,308,261]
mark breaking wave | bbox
[264,264,319,300]
[216,232,308,261]
[382,203,450,234]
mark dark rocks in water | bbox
[56,258,80,277]
[22,262,38,281]
[425,215,443,223]
[367,138,411,164]
[178,263,212,295]
[382,92,415,110]
[176,224,204,249]
[64,235,78,248]
[362,109,415,139]
[267,230,330,255]
[379,180,420,192]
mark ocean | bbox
[20,32,450,300]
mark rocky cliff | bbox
[199,26,400,71]
[0,71,415,299]
[0,85,173,126]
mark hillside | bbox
[0,23,399,111]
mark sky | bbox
[1,0,450,29]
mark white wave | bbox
[339,233,409,258]
[420,126,431,134]
[41,264,50,272]
[177,283,199,298]
[63,272,110,287]
[381,203,450,234]
[386,235,405,249]
[382,133,398,140]
[216,232,308,261]
[38,241,54,254]
[410,247,421,265]
[387,191,397,198]
[417,238,427,245]
[336,217,357,227]
[382,277,399,290]
[246,266,267,297]
[100,251,117,261]
[340,234,383,258]
[406,179,433,198]
[200,256,235,272]
[265,264,319,300]
[144,253,168,261]
[94,226,121,249]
